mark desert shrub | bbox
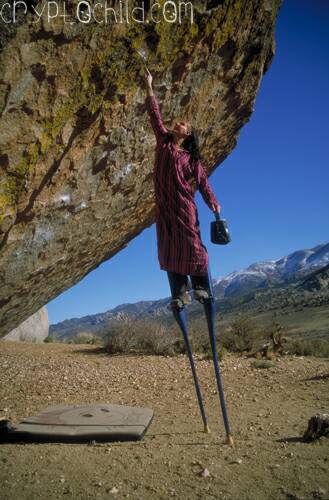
[286,339,329,358]
[103,314,255,358]
[251,359,274,369]
[224,315,257,353]
[264,350,276,360]
[134,319,178,356]
[268,318,284,337]
[171,335,187,355]
[203,345,226,362]
[104,317,180,355]
[69,333,99,345]
[103,318,136,354]
[218,329,237,351]
[16,332,39,343]
[44,335,55,343]
[187,317,226,360]
[189,318,210,353]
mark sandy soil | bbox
[0,342,328,500]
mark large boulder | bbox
[2,306,48,342]
[0,0,282,337]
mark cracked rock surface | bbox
[0,0,281,337]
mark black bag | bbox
[211,212,231,245]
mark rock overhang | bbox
[0,0,282,337]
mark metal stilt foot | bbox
[226,434,235,447]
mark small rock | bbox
[231,458,242,465]
[109,487,119,494]
[200,468,210,478]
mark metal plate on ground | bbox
[6,404,154,443]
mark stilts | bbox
[171,305,210,434]
[170,265,234,446]
[202,264,234,446]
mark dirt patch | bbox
[0,342,328,499]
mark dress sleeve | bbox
[145,94,168,143]
[194,159,221,211]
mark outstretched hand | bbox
[143,67,153,89]
[212,204,221,215]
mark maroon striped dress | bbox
[146,94,220,276]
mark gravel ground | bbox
[0,341,328,500]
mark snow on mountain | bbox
[213,241,329,298]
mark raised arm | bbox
[144,69,168,143]
[194,159,221,213]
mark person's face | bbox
[172,120,191,138]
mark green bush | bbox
[251,359,274,369]
[103,313,255,359]
[134,320,178,356]
[171,335,187,355]
[286,339,329,358]
[189,318,211,353]
[69,333,100,345]
[103,319,136,353]
[204,345,226,362]
[103,316,226,357]
[103,318,177,355]
[224,315,257,353]
[44,335,55,343]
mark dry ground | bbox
[0,342,328,500]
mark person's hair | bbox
[182,127,202,162]
[166,125,202,163]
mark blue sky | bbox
[47,0,329,325]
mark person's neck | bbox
[172,136,185,149]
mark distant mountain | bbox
[297,262,329,292]
[213,241,329,298]
[49,241,329,340]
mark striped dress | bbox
[146,94,220,276]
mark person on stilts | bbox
[143,69,233,446]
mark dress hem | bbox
[160,263,209,276]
